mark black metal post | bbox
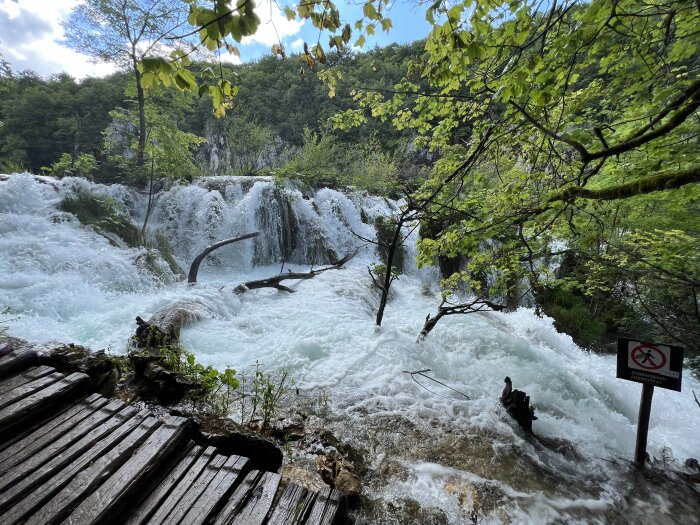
[634,384,654,465]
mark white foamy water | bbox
[1,173,698,524]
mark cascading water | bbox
[1,172,698,524]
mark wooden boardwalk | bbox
[0,347,345,525]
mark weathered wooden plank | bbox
[0,348,39,379]
[0,404,137,519]
[212,470,264,525]
[145,446,218,525]
[266,484,315,525]
[159,454,228,525]
[61,415,190,525]
[24,411,157,525]
[0,397,122,491]
[229,471,281,525]
[0,371,64,410]
[124,443,202,525]
[0,372,91,445]
[305,487,344,525]
[0,394,106,472]
[0,365,55,395]
[179,455,250,525]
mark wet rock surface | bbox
[40,343,120,396]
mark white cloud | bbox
[242,0,304,47]
[0,0,116,78]
[288,38,304,51]
[218,51,243,66]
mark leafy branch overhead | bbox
[138,0,395,114]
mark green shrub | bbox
[41,153,97,179]
[59,189,140,247]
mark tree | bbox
[63,0,186,166]
[339,0,699,343]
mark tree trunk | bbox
[133,59,147,167]
[133,302,207,349]
[375,217,404,326]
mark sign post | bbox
[616,338,683,466]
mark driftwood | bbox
[233,252,356,294]
[133,302,210,349]
[417,298,508,341]
[188,232,260,283]
[500,376,538,434]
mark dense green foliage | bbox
[2,0,698,354]
[0,72,127,173]
[337,0,699,350]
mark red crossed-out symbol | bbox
[631,343,666,370]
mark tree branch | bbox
[550,165,700,202]
[188,232,259,283]
[233,252,356,294]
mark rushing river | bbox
[1,172,699,524]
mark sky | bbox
[0,0,432,79]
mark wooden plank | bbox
[0,394,106,472]
[229,471,281,525]
[61,415,190,525]
[0,404,137,519]
[124,443,202,525]
[0,372,91,438]
[266,484,315,525]
[305,488,344,525]
[212,470,263,525]
[0,397,122,493]
[0,371,64,410]
[179,455,250,525]
[24,411,157,525]
[0,365,55,395]
[0,348,39,379]
[144,446,218,525]
[160,454,228,525]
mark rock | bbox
[272,415,305,441]
[0,341,14,357]
[140,361,199,403]
[315,454,362,496]
[685,458,700,471]
[192,415,283,473]
[41,343,121,396]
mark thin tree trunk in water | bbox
[141,154,155,243]
[188,233,260,283]
[376,218,404,326]
[133,59,147,167]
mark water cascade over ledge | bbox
[1,173,699,524]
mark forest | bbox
[1,0,699,523]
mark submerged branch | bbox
[233,252,356,294]
[418,298,509,341]
[188,232,259,283]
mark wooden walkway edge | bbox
[0,348,346,525]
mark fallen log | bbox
[188,232,259,284]
[417,298,508,341]
[233,252,356,294]
[133,302,211,349]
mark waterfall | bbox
[1,172,699,524]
